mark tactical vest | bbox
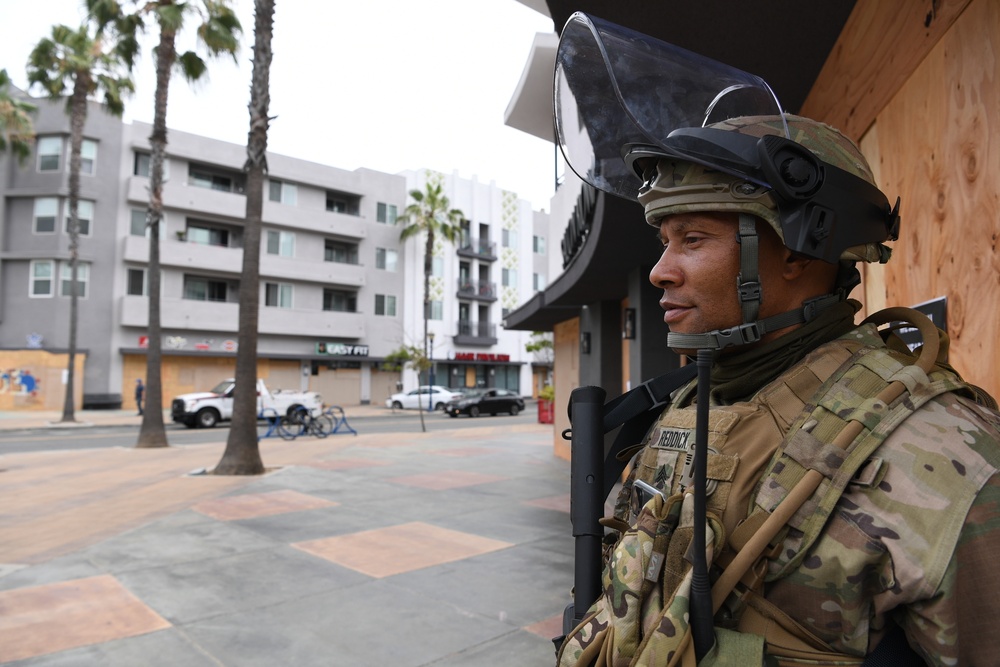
[558,313,978,667]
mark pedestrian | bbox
[554,13,1000,666]
[135,378,144,416]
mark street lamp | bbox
[427,332,436,411]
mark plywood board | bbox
[873,0,1000,398]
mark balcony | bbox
[123,235,244,275]
[127,177,246,220]
[453,319,498,347]
[456,278,497,302]
[456,237,496,262]
[263,201,368,240]
[120,295,365,339]
[261,254,365,288]
[120,295,239,332]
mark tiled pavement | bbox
[0,412,573,666]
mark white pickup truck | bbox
[170,378,323,428]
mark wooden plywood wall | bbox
[553,317,580,460]
[872,0,1000,398]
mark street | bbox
[0,403,545,454]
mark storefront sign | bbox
[560,183,598,268]
[454,352,510,362]
[317,343,369,356]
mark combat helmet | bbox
[554,12,900,350]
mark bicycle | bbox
[277,406,329,440]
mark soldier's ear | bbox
[781,248,813,280]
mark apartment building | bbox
[1,94,547,410]
[395,168,549,399]
[1,94,410,409]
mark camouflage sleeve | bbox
[902,471,1000,665]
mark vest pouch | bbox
[559,493,727,667]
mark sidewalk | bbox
[0,410,572,666]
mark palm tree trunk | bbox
[215,0,274,475]
[136,26,176,449]
[60,75,89,423]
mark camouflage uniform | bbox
[610,321,1000,666]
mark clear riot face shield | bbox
[554,12,786,202]
[554,12,899,264]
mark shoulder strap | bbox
[598,363,698,498]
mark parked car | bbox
[385,385,464,411]
[444,388,525,418]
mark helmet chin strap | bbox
[666,214,847,351]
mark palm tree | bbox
[395,180,464,432]
[0,69,37,163]
[89,0,241,448]
[27,23,136,423]
[215,0,274,476]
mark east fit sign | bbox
[316,343,370,356]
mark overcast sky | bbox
[0,0,558,210]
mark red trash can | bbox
[537,399,554,424]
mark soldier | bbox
[554,13,1000,667]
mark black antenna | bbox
[690,349,716,660]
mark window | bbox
[188,162,245,194]
[187,222,239,248]
[133,152,169,179]
[29,260,54,297]
[60,262,90,298]
[375,247,398,271]
[134,152,150,177]
[130,209,147,236]
[37,136,62,171]
[129,209,168,239]
[432,256,444,277]
[533,235,546,254]
[266,230,295,257]
[323,289,357,312]
[126,268,146,296]
[33,198,58,234]
[374,294,397,316]
[376,202,397,224]
[533,273,546,291]
[502,268,517,287]
[80,139,97,175]
[502,229,518,248]
[268,179,297,205]
[326,190,360,215]
[183,275,234,302]
[66,200,93,236]
[430,300,443,321]
[264,282,293,308]
[324,239,358,264]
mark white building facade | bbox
[398,169,549,397]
